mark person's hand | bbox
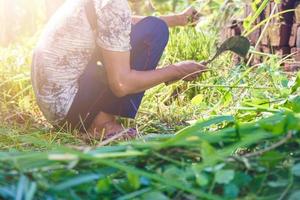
[177,6,201,27]
[174,61,207,82]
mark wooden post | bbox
[268,23,291,46]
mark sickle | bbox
[166,36,251,85]
[207,36,250,64]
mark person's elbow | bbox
[110,78,131,98]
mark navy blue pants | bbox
[62,17,169,131]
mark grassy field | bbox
[0,1,300,199]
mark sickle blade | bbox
[208,36,251,63]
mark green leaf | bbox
[141,191,169,200]
[286,96,300,113]
[288,190,300,200]
[244,0,269,33]
[127,172,141,190]
[97,159,220,200]
[292,163,300,177]
[224,184,239,199]
[0,187,15,199]
[163,166,188,184]
[233,172,252,187]
[117,188,152,200]
[259,114,287,135]
[53,173,101,191]
[291,72,300,94]
[222,92,233,107]
[267,180,288,188]
[195,172,209,187]
[281,78,289,88]
[164,115,235,147]
[201,141,217,162]
[96,178,111,194]
[215,170,235,184]
[25,182,37,200]
[16,175,27,200]
[286,113,300,131]
[259,151,285,168]
[191,94,204,105]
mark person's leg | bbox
[101,16,170,118]
[61,50,109,133]
[89,17,169,139]
[67,17,169,138]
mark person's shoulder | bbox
[95,0,130,9]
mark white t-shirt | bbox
[32,0,132,125]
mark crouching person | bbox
[31,0,206,140]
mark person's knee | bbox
[143,16,169,45]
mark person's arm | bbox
[101,48,206,97]
[132,6,201,27]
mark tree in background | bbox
[0,0,65,46]
[0,0,189,46]
[129,0,156,15]
[45,0,65,19]
[0,0,17,46]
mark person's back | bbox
[32,0,132,124]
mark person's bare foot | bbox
[88,112,121,139]
[86,112,137,141]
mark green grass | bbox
[1,26,300,199]
[1,1,300,199]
